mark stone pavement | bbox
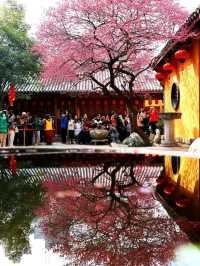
[0,142,199,159]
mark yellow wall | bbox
[165,156,199,197]
[164,39,200,139]
[164,39,200,203]
[144,99,164,111]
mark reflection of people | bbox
[44,114,54,145]
[0,110,8,147]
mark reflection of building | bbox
[2,165,163,186]
[153,7,200,216]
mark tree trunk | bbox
[126,97,150,145]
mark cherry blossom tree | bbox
[35,0,188,141]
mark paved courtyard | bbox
[0,142,199,159]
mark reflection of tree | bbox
[39,161,188,266]
[0,169,45,262]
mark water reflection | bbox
[0,166,45,262]
[0,154,197,265]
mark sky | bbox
[0,0,199,34]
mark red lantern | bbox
[163,185,175,195]
[163,63,175,74]
[155,72,166,81]
[175,197,191,208]
[120,100,124,105]
[174,49,189,63]
[155,65,163,72]
[8,83,16,107]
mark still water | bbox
[0,152,199,266]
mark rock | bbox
[122,132,145,147]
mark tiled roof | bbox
[3,71,162,95]
[152,6,200,68]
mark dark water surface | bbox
[0,153,198,265]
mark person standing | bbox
[143,110,150,136]
[93,114,102,128]
[19,112,27,146]
[68,115,75,144]
[74,119,82,143]
[26,112,33,145]
[111,112,117,128]
[0,110,8,147]
[8,111,16,147]
[34,116,42,145]
[116,114,127,142]
[149,107,159,134]
[137,109,145,130]
[60,113,68,144]
[124,115,131,136]
[44,114,54,145]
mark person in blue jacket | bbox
[60,113,68,143]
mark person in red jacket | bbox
[149,107,159,134]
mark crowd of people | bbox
[0,110,54,147]
[0,110,132,147]
[137,107,160,136]
[0,107,160,147]
[59,112,131,145]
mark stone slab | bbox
[0,143,199,159]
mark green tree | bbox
[0,0,41,108]
[0,169,45,262]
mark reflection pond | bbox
[0,153,199,266]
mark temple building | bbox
[2,71,162,119]
[153,7,200,217]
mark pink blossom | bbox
[35,0,188,84]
